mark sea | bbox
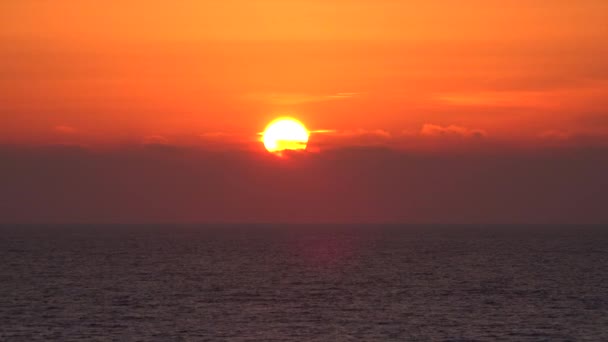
[1,224,607,341]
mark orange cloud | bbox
[322,129,391,139]
[420,124,486,138]
[248,92,358,105]
[310,129,392,149]
[143,135,169,145]
[435,91,544,107]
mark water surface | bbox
[1,225,607,341]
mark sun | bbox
[262,117,310,153]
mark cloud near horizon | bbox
[420,124,487,139]
[248,92,359,106]
[142,135,170,145]
[36,122,607,153]
[0,144,606,224]
[310,129,392,148]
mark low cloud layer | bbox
[420,124,487,139]
[310,129,392,148]
[142,135,170,145]
[1,144,606,224]
[248,92,359,105]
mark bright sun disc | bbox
[262,118,310,153]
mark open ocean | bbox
[1,224,607,341]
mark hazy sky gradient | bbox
[2,145,607,224]
[1,0,607,147]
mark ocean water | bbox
[1,225,607,341]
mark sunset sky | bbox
[1,1,607,223]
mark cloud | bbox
[53,125,78,134]
[539,130,571,140]
[248,92,358,105]
[142,135,169,145]
[326,92,360,100]
[1,144,607,224]
[420,124,487,139]
[535,130,608,148]
[435,81,608,110]
[435,92,536,107]
[197,132,258,151]
[309,129,392,149]
[320,129,391,138]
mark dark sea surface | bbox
[1,225,607,341]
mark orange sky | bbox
[1,0,607,149]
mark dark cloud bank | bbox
[1,144,607,224]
